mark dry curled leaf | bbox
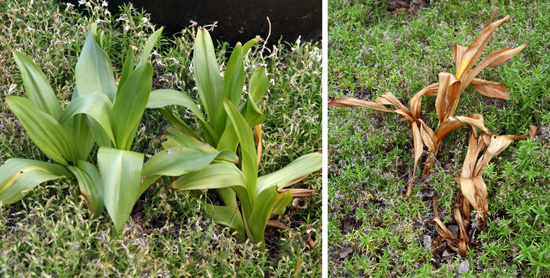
[329,12,533,248]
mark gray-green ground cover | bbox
[0,0,321,276]
[329,0,550,276]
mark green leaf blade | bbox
[13,51,62,119]
[147,89,206,122]
[0,159,71,205]
[194,28,223,135]
[59,92,115,147]
[137,27,163,68]
[223,99,258,202]
[222,42,245,108]
[6,97,77,165]
[75,24,117,101]
[248,187,293,249]
[98,147,144,234]
[249,67,270,103]
[68,161,104,218]
[111,63,154,150]
[205,204,246,240]
[256,152,321,194]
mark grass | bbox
[329,0,550,276]
[0,0,321,276]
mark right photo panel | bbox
[328,1,550,276]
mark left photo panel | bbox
[0,1,323,276]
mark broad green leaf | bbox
[217,188,238,209]
[59,92,115,147]
[194,28,223,135]
[98,147,144,234]
[75,24,117,102]
[111,63,153,150]
[68,161,104,217]
[68,114,95,160]
[223,100,258,201]
[137,27,164,68]
[142,148,233,177]
[256,152,321,194]
[241,95,266,127]
[172,163,246,191]
[13,51,62,119]
[140,148,236,194]
[6,97,77,165]
[147,89,206,122]
[162,128,238,163]
[201,121,221,147]
[222,42,245,108]
[247,186,293,249]
[249,67,270,102]
[0,159,71,205]
[173,163,252,211]
[118,47,135,89]
[157,108,200,139]
[217,95,265,152]
[205,204,245,240]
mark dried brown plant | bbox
[329,10,535,256]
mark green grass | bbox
[0,0,321,276]
[329,0,550,276]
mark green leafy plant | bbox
[147,28,321,249]
[0,24,229,234]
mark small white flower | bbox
[269,79,275,85]
[141,17,149,23]
[101,0,108,7]
[124,25,129,31]
[7,84,17,95]
[66,3,74,8]
[104,9,110,16]
[296,35,301,45]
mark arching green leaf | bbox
[75,24,117,102]
[0,159,71,205]
[13,51,62,119]
[6,97,77,165]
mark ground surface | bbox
[329,0,550,276]
[0,1,322,276]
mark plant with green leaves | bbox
[147,28,322,249]
[0,24,230,234]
